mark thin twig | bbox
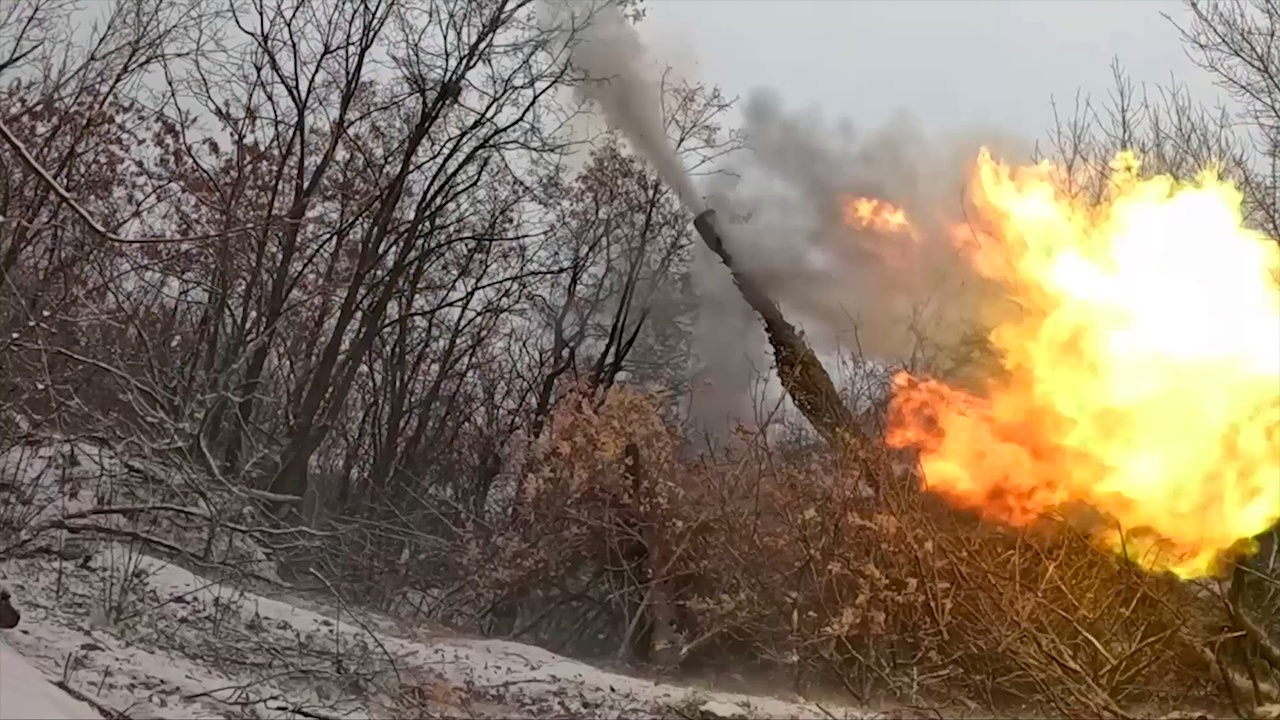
[307,567,404,685]
[53,679,129,719]
[0,118,301,245]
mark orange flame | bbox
[887,149,1280,579]
[842,196,913,235]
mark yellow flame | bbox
[887,148,1280,579]
[842,196,914,235]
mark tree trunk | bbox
[622,441,680,667]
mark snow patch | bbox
[0,437,869,718]
[1,548,869,719]
[0,640,100,720]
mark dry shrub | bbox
[462,385,1273,718]
[468,382,695,658]
[922,514,1221,715]
[686,439,1266,717]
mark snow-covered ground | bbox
[0,439,870,719]
[1,548,872,719]
[1,640,100,719]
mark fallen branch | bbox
[15,519,292,588]
[1232,604,1280,672]
[54,678,129,719]
[263,702,350,720]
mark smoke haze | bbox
[688,93,1035,440]
[686,92,1034,440]
[547,0,705,212]
[712,90,1033,363]
[545,1,1036,441]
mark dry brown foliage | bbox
[460,383,1277,719]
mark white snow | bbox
[0,640,99,719]
[0,437,871,719]
[0,548,868,719]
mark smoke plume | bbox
[546,0,704,212]
[543,1,1036,442]
[707,91,1034,365]
[685,93,1035,441]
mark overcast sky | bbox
[641,0,1223,144]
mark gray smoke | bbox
[540,1,1035,443]
[687,91,1034,442]
[546,0,704,212]
[707,90,1033,364]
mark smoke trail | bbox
[545,0,704,213]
